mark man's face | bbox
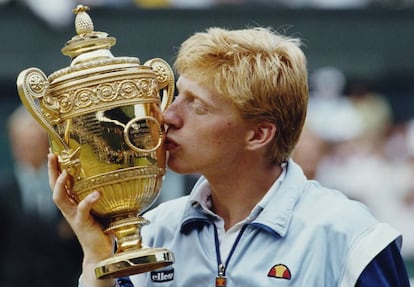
[10,119,49,170]
[163,75,252,177]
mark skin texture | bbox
[164,75,281,228]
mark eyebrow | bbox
[176,78,222,110]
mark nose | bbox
[162,98,183,129]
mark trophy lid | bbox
[61,5,116,62]
[48,5,141,83]
[18,4,174,133]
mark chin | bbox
[167,159,196,175]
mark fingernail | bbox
[90,191,100,200]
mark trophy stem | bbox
[95,213,174,279]
[106,213,148,253]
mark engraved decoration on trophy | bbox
[17,5,175,279]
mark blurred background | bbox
[0,0,414,285]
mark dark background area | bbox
[1,3,414,176]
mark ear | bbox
[245,121,276,150]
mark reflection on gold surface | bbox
[17,5,174,279]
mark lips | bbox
[164,136,178,151]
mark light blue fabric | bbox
[129,159,401,287]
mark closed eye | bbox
[190,98,208,114]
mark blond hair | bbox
[174,27,308,164]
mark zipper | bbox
[213,224,248,287]
[216,263,226,287]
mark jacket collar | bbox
[179,159,307,238]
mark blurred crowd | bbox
[0,106,82,287]
[1,0,414,30]
[292,66,414,277]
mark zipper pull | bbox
[216,263,227,287]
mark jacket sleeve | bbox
[355,241,410,287]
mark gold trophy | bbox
[16,5,175,279]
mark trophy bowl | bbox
[16,5,174,279]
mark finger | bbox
[77,190,101,222]
[52,169,76,212]
[48,153,59,190]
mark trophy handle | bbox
[124,116,163,153]
[16,68,69,151]
[144,58,175,111]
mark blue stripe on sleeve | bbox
[356,241,410,287]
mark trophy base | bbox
[95,247,174,279]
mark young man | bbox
[49,27,410,287]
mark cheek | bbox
[202,121,241,147]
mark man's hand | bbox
[48,153,116,287]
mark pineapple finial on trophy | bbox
[61,4,116,61]
[73,5,94,35]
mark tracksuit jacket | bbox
[80,159,410,287]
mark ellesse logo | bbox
[151,269,174,282]
[267,264,292,280]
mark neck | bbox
[207,163,282,231]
